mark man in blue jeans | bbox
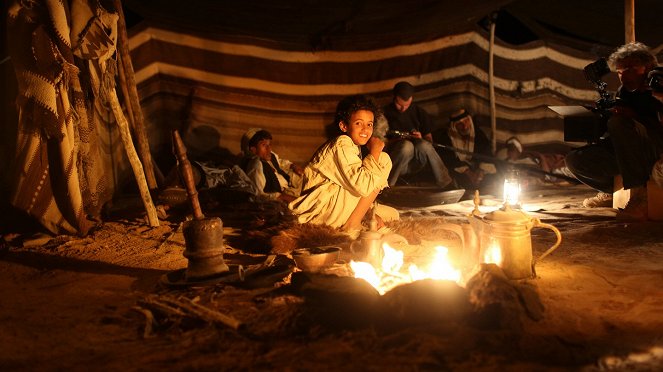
[382,81,454,189]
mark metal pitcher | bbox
[467,193,562,279]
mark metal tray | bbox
[378,186,466,208]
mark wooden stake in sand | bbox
[107,87,160,227]
[112,0,158,190]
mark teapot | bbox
[349,205,384,267]
[467,191,561,279]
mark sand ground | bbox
[1,184,662,371]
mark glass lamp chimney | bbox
[503,169,521,207]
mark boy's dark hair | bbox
[248,129,272,148]
[333,94,382,127]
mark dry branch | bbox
[145,295,244,331]
[131,306,155,338]
[141,295,187,317]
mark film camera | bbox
[647,66,663,93]
[583,57,617,112]
[553,58,615,143]
[553,58,662,143]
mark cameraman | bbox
[565,42,663,221]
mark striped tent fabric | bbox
[127,23,608,167]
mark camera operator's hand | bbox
[610,104,637,118]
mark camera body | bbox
[648,66,663,93]
[562,59,661,144]
[561,58,616,143]
[583,58,611,86]
[583,58,617,112]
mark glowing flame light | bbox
[503,177,521,206]
[350,243,462,295]
[483,242,503,266]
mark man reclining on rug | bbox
[288,94,399,235]
[241,128,304,203]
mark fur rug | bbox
[267,217,465,255]
[216,199,466,257]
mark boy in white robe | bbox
[289,95,399,233]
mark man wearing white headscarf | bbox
[434,109,497,191]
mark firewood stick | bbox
[107,88,160,227]
[131,306,156,338]
[140,296,187,317]
[183,297,244,331]
[157,296,244,331]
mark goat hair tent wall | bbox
[2,0,663,234]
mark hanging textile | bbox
[7,0,118,235]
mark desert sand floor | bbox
[1,184,662,371]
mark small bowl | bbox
[292,246,342,272]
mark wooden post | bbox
[624,0,635,43]
[108,88,160,227]
[113,0,158,190]
[488,12,497,154]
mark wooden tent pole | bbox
[624,0,635,43]
[116,52,135,136]
[113,0,158,190]
[108,88,160,227]
[488,12,497,154]
[117,53,166,187]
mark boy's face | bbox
[250,139,272,162]
[339,109,374,146]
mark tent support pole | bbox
[488,12,497,154]
[624,0,635,43]
[113,0,158,191]
[108,88,160,227]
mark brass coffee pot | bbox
[467,191,562,279]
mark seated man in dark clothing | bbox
[382,81,454,189]
[434,109,498,193]
[565,42,663,220]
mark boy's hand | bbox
[278,193,297,203]
[290,164,304,176]
[366,137,385,159]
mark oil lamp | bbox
[503,168,521,207]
